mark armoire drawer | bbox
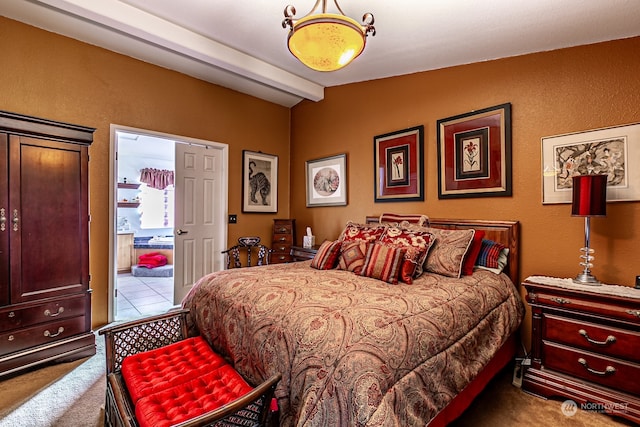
[543,341,640,396]
[0,294,87,333]
[0,315,88,356]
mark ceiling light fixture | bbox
[282,0,375,72]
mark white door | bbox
[173,143,226,303]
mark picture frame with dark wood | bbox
[541,122,640,204]
[437,103,512,199]
[242,150,278,213]
[374,125,424,202]
[305,153,347,207]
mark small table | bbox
[290,245,319,262]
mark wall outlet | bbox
[228,214,237,224]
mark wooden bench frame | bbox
[99,309,280,427]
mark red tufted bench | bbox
[99,310,280,427]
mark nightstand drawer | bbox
[529,287,640,322]
[544,314,639,361]
[543,341,640,396]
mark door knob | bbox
[176,229,188,235]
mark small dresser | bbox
[522,276,640,424]
[271,219,296,264]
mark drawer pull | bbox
[627,310,640,318]
[8,311,15,318]
[44,307,65,317]
[578,329,616,346]
[279,237,287,241]
[44,327,65,338]
[578,358,616,376]
[8,335,14,341]
[550,297,571,305]
[278,228,288,233]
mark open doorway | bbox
[109,126,228,322]
[116,132,176,320]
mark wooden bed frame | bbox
[365,216,521,426]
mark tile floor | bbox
[116,273,177,320]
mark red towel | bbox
[138,253,168,269]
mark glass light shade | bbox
[287,13,366,72]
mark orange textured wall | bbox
[290,37,640,347]
[0,18,290,327]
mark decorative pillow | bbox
[338,221,387,243]
[360,243,406,285]
[337,241,368,274]
[379,213,430,227]
[310,240,342,270]
[420,227,475,278]
[378,225,435,283]
[461,230,485,276]
[476,239,509,274]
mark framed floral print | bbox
[374,125,424,202]
[306,154,347,207]
[437,103,512,199]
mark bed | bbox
[182,217,525,426]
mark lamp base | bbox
[573,273,602,286]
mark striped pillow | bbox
[379,212,430,227]
[310,240,342,270]
[360,243,406,285]
[476,239,509,274]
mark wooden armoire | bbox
[0,110,96,377]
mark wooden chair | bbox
[99,309,280,427]
[222,237,272,269]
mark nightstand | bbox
[271,219,296,264]
[290,245,319,262]
[522,276,640,424]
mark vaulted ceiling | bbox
[2,0,640,107]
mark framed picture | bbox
[242,150,278,213]
[542,122,640,204]
[306,154,347,207]
[437,103,512,199]
[374,125,424,202]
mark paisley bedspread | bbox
[182,261,524,426]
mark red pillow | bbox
[462,230,485,276]
[310,240,341,270]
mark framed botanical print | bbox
[437,103,512,199]
[374,125,424,202]
[306,154,347,207]
[242,150,278,213]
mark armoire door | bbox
[8,135,89,303]
[0,133,8,307]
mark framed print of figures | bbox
[437,103,512,199]
[542,122,640,203]
[374,125,424,202]
[306,154,347,207]
[242,150,278,213]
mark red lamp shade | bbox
[571,174,607,217]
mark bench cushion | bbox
[121,336,226,404]
[134,365,253,427]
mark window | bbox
[140,184,174,229]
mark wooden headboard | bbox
[365,216,520,284]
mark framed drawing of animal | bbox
[242,150,278,213]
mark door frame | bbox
[108,124,228,323]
